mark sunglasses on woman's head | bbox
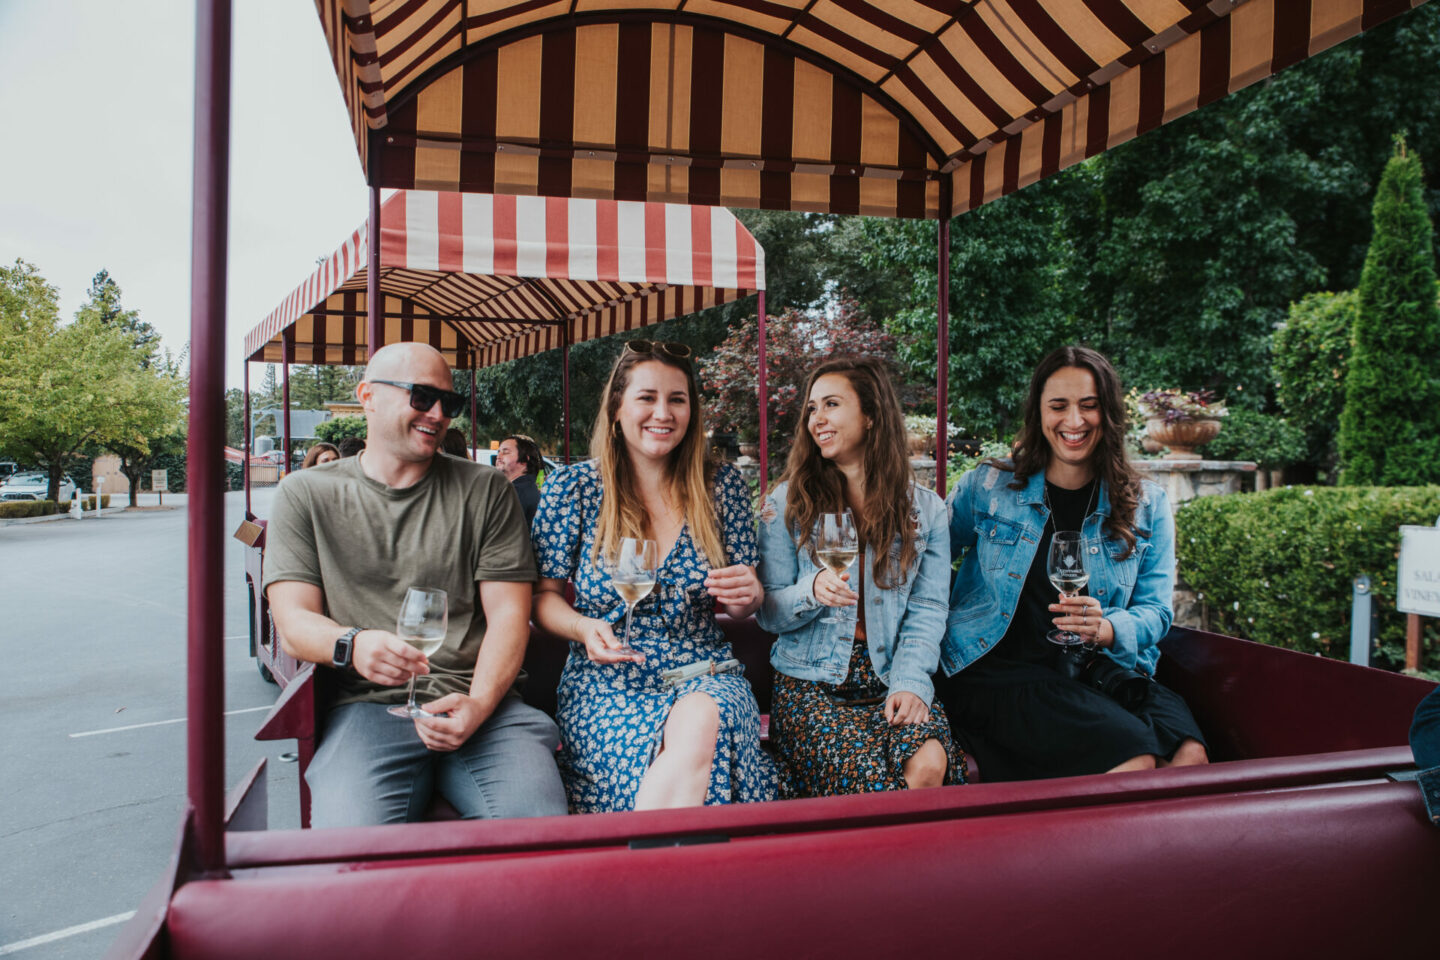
[623,339,692,360]
[369,380,467,418]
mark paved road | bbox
[0,488,296,958]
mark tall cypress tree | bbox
[1337,137,1440,485]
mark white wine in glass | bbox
[1045,532,1089,647]
[814,510,859,625]
[612,537,658,661]
[387,587,448,719]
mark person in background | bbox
[337,437,365,458]
[442,428,469,459]
[302,442,340,469]
[264,342,567,826]
[938,345,1207,782]
[495,434,543,525]
[757,356,962,797]
[530,340,775,812]
[1412,686,1440,827]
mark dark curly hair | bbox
[1000,345,1143,559]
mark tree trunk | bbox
[120,458,146,508]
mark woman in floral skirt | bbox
[757,356,963,796]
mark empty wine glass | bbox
[611,537,658,661]
[1045,532,1089,648]
[814,510,859,625]
[387,587,448,719]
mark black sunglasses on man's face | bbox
[369,380,467,419]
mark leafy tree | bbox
[77,269,161,364]
[0,262,185,501]
[863,175,1081,439]
[699,300,902,475]
[1273,291,1359,477]
[1199,407,1308,471]
[314,415,367,444]
[1337,138,1440,485]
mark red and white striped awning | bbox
[243,190,765,367]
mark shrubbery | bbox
[0,500,57,518]
[1200,407,1308,470]
[1177,485,1440,675]
[1272,290,1355,475]
[314,415,367,445]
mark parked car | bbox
[0,472,78,502]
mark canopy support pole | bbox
[281,329,293,477]
[469,347,478,460]
[936,183,951,497]
[367,183,382,359]
[243,360,251,519]
[562,321,571,464]
[758,291,768,496]
[187,0,231,877]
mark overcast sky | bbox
[0,0,370,390]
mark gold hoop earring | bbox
[611,420,621,440]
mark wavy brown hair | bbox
[780,356,917,589]
[999,345,1143,558]
[588,350,725,568]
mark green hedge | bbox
[61,495,112,510]
[0,500,58,518]
[1176,485,1440,676]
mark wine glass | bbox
[1045,532,1090,648]
[611,537,658,661]
[814,510,859,625]
[387,587,448,719]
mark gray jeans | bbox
[307,696,568,827]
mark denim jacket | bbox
[757,481,952,706]
[940,462,1175,678]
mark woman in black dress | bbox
[937,346,1208,780]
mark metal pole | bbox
[1350,576,1373,667]
[562,325,571,464]
[243,360,252,518]
[757,291,768,496]
[936,183,951,497]
[281,328,293,477]
[469,347,478,460]
[367,183,382,359]
[187,0,231,875]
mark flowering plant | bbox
[903,413,961,438]
[1136,388,1228,424]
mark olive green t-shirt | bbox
[262,454,536,706]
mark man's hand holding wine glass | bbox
[351,629,431,685]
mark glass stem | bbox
[404,673,419,713]
[621,604,635,647]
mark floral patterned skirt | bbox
[771,642,967,798]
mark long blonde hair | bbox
[588,349,725,568]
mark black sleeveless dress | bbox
[938,480,1205,782]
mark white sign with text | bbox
[152,469,169,493]
[1397,525,1440,617]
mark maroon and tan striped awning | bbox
[315,0,1428,220]
[243,189,764,366]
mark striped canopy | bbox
[243,190,765,367]
[315,0,1428,220]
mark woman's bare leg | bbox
[1107,754,1157,773]
[633,693,720,810]
[1159,738,1209,767]
[902,738,948,789]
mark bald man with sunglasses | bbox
[264,342,568,826]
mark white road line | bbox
[0,912,136,955]
[68,705,273,738]
[223,634,249,640]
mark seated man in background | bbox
[494,433,543,525]
[264,342,567,826]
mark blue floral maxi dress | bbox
[532,461,778,812]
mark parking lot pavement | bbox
[0,488,295,959]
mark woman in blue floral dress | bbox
[532,341,777,812]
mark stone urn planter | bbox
[1145,418,1222,460]
[738,442,760,459]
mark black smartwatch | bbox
[332,627,362,669]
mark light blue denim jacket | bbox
[757,481,952,706]
[940,462,1175,678]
